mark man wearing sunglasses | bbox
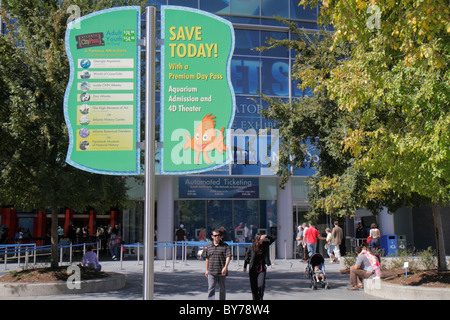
[205,230,231,300]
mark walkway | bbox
[0,257,382,300]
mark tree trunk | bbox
[50,206,59,269]
[431,202,448,271]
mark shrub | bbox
[418,247,437,270]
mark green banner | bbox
[64,6,141,175]
[161,6,236,174]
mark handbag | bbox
[367,236,371,243]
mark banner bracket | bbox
[137,38,146,46]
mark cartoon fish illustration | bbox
[183,113,227,164]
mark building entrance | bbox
[293,201,310,228]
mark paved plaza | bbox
[0,257,382,300]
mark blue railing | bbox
[0,240,267,271]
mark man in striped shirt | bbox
[205,229,231,300]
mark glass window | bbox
[261,0,288,18]
[232,96,261,131]
[176,200,207,240]
[261,31,289,57]
[261,58,289,96]
[259,177,277,199]
[151,0,167,9]
[258,127,280,175]
[233,200,259,241]
[292,177,310,200]
[260,98,282,130]
[200,0,230,14]
[230,0,260,16]
[292,78,303,98]
[230,104,262,176]
[231,160,262,175]
[234,29,260,56]
[174,199,278,243]
[290,0,317,20]
[263,200,277,234]
[168,0,199,9]
[229,15,261,24]
[231,57,260,95]
[207,200,232,239]
[294,21,319,30]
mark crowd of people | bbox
[58,219,383,299]
[56,219,382,299]
[203,221,382,300]
[296,221,344,263]
[59,224,123,261]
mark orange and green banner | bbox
[161,6,236,174]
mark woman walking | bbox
[369,223,381,250]
[243,233,275,300]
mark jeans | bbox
[110,243,118,258]
[207,274,226,300]
[307,243,317,257]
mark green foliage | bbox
[418,247,438,270]
[260,23,413,218]
[343,252,357,269]
[386,249,418,271]
[305,0,450,205]
[295,0,449,270]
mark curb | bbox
[364,278,450,300]
[0,272,126,297]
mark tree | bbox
[299,0,449,270]
[0,0,145,268]
[260,25,409,221]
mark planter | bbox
[0,272,126,297]
[364,278,450,300]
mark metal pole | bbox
[120,244,124,270]
[143,5,156,301]
[4,247,7,270]
[25,247,29,270]
[137,242,141,265]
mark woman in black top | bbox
[243,233,275,300]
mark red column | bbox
[110,210,117,227]
[89,209,96,236]
[4,208,16,244]
[35,210,47,246]
[64,209,73,236]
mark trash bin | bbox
[380,235,397,256]
[397,235,407,253]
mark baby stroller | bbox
[305,253,329,290]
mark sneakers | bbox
[112,256,117,260]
